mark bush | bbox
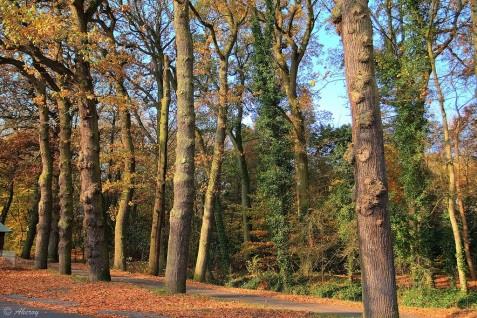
[311,280,362,301]
[399,287,477,309]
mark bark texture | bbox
[34,87,53,270]
[472,0,477,82]
[336,0,399,316]
[165,0,195,294]
[149,56,170,276]
[57,97,74,275]
[48,175,60,262]
[71,1,111,281]
[21,184,40,259]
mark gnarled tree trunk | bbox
[149,56,171,276]
[70,1,111,281]
[165,0,195,293]
[34,86,53,270]
[335,0,399,316]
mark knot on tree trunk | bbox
[358,177,386,216]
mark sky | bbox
[311,25,475,128]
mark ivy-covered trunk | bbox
[336,0,399,316]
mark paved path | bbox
[2,266,417,317]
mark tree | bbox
[190,0,248,283]
[149,55,171,275]
[252,4,293,289]
[165,0,195,294]
[333,0,399,316]
[270,0,316,219]
[70,0,111,281]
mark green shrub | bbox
[399,287,477,309]
[334,283,362,301]
[310,280,362,301]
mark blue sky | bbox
[312,26,475,128]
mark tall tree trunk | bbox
[336,0,399,316]
[21,183,40,259]
[214,195,230,273]
[165,0,195,293]
[57,97,74,275]
[194,59,228,282]
[427,39,468,294]
[48,174,60,262]
[0,180,14,224]
[34,86,53,270]
[453,130,476,280]
[71,2,111,282]
[113,82,136,271]
[149,56,171,276]
[289,97,310,219]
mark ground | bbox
[0,260,476,318]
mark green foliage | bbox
[399,288,477,309]
[251,1,293,289]
[311,280,362,301]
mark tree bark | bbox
[453,131,476,280]
[34,86,53,270]
[427,36,468,294]
[335,0,399,316]
[149,55,171,276]
[48,174,60,262]
[165,0,195,294]
[21,184,40,259]
[194,59,228,282]
[70,1,111,281]
[57,96,74,275]
[113,82,136,271]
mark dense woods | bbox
[0,0,476,315]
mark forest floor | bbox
[0,259,476,318]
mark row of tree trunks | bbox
[165,0,195,294]
[337,0,399,316]
[149,55,171,276]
